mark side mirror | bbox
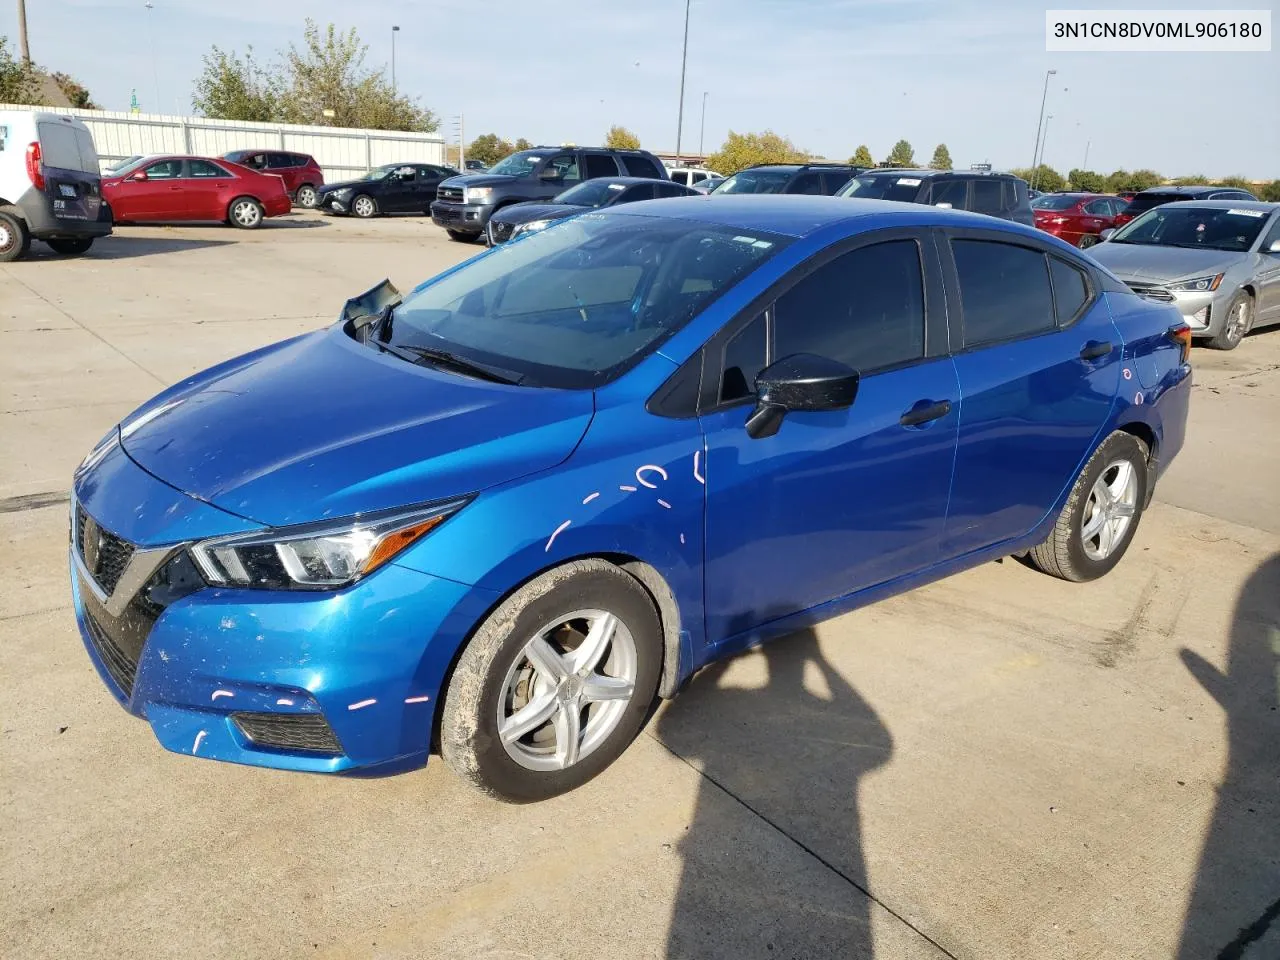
[1266,239,1280,254]
[745,354,859,440]
[130,170,148,182]
[1099,228,1115,242]
[538,167,562,181]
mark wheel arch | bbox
[1112,419,1158,506]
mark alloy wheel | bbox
[1080,460,1138,561]
[353,196,376,218]
[1078,234,1098,249]
[497,609,638,772]
[297,185,317,208]
[1223,299,1250,345]
[232,201,261,227]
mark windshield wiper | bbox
[396,345,524,384]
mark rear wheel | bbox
[446,229,476,242]
[295,184,318,209]
[0,211,31,262]
[351,194,378,218]
[47,237,94,256]
[228,196,264,229]
[1027,431,1148,582]
[441,560,663,802]
[1206,291,1252,351]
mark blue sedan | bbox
[69,197,1192,801]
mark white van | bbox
[667,166,722,188]
[0,110,112,261]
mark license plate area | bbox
[59,183,78,198]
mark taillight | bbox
[25,142,45,190]
[1167,322,1192,364]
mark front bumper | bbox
[317,193,351,214]
[430,200,495,234]
[69,454,496,776]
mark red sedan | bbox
[1030,192,1128,248]
[102,155,291,228]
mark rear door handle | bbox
[900,400,952,427]
[1079,340,1113,361]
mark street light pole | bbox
[698,91,708,157]
[1083,139,1091,170]
[391,26,400,94]
[144,2,160,114]
[17,0,31,62]
[1034,114,1053,189]
[674,0,691,165]
[1030,68,1057,182]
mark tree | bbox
[705,130,810,175]
[467,133,515,167]
[1067,168,1105,192]
[849,144,874,167]
[604,125,640,150]
[191,46,277,122]
[513,138,534,151]
[1216,175,1254,190]
[1011,165,1065,192]
[1259,180,1280,203]
[50,71,95,108]
[928,143,952,170]
[885,139,914,166]
[1104,168,1163,193]
[1172,174,1210,185]
[0,35,40,104]
[1130,169,1163,191]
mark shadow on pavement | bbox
[657,622,892,959]
[1178,553,1280,959]
[19,235,232,260]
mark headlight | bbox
[1169,274,1223,292]
[465,187,493,203]
[512,219,551,237]
[334,187,354,199]
[190,499,468,590]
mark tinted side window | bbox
[144,159,184,179]
[952,240,1055,346]
[1004,179,1027,209]
[822,170,853,194]
[930,179,967,208]
[971,180,1004,215]
[774,239,926,373]
[1049,257,1089,325]
[657,182,691,198]
[583,154,620,179]
[617,183,655,204]
[720,313,767,403]
[1260,215,1280,250]
[1083,198,1110,215]
[188,159,230,178]
[621,155,663,178]
[790,172,826,195]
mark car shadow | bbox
[655,617,892,959]
[20,235,234,260]
[1177,553,1280,959]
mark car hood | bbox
[317,178,378,194]
[440,173,517,189]
[1088,243,1246,282]
[118,328,594,527]
[490,202,586,225]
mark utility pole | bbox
[391,26,400,94]
[17,0,31,62]
[1033,114,1053,190]
[144,2,160,114]
[1030,68,1057,181]
[1083,139,1091,170]
[674,0,691,165]
[698,91,708,157]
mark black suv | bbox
[431,146,668,241]
[836,169,1034,225]
[711,163,863,196]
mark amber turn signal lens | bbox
[359,515,449,574]
[1167,323,1193,365]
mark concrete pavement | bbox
[2,215,1277,959]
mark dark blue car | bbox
[70,197,1192,801]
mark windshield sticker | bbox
[1227,208,1264,217]
[607,183,626,191]
[752,240,773,249]
[732,235,760,244]
[896,177,922,186]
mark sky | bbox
[4,0,1277,178]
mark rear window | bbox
[583,154,621,179]
[620,154,664,179]
[1123,192,1178,214]
[1032,195,1079,210]
[38,122,97,172]
[837,174,922,202]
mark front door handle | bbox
[1079,340,1113,361]
[900,400,952,427]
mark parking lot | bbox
[2,213,1278,960]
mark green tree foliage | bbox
[1172,174,1210,185]
[1216,175,1254,190]
[467,133,515,167]
[885,139,915,166]
[191,46,277,122]
[1011,165,1066,192]
[928,143,952,170]
[192,21,437,132]
[1104,169,1164,193]
[706,130,810,175]
[1067,168,1105,192]
[1260,180,1280,203]
[849,144,874,167]
[513,138,534,151]
[0,35,42,104]
[50,71,96,108]
[604,125,640,149]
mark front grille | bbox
[1125,281,1176,304]
[232,713,343,755]
[438,186,464,203]
[490,221,515,243]
[83,607,139,694]
[76,505,135,595]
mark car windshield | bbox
[376,214,789,388]
[107,156,146,175]
[1109,206,1269,252]
[362,165,398,181]
[1032,195,1081,210]
[487,151,552,177]
[836,175,922,202]
[554,180,627,207]
[713,170,793,194]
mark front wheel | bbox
[295,184,318,209]
[47,237,94,255]
[351,194,378,218]
[1027,431,1148,582]
[228,197,264,229]
[440,560,663,802]
[0,210,31,262]
[1206,291,1252,351]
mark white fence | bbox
[0,104,446,180]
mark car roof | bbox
[1150,199,1277,212]
[603,195,1043,239]
[744,163,857,172]
[1142,185,1248,195]
[862,168,1018,179]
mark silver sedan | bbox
[1089,200,1280,350]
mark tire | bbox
[228,196,264,229]
[1206,291,1253,351]
[295,184,318,209]
[0,210,30,262]
[446,229,478,243]
[1077,234,1098,249]
[351,194,378,218]
[46,237,93,256]
[441,559,663,802]
[1027,431,1148,582]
